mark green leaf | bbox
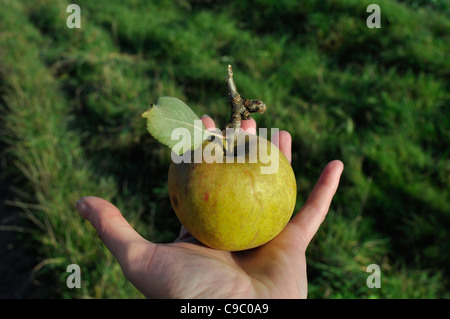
[142,97,216,155]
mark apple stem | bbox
[222,65,266,137]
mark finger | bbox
[290,160,344,246]
[176,225,190,241]
[75,196,152,264]
[175,225,203,245]
[272,130,292,163]
[201,115,216,131]
[240,118,257,135]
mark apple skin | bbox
[168,133,297,251]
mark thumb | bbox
[75,196,150,265]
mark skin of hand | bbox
[75,116,344,298]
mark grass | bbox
[0,0,449,298]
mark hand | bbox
[75,116,344,298]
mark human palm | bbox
[76,116,343,298]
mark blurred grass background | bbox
[0,0,448,298]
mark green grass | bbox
[0,0,449,298]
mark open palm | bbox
[76,116,343,298]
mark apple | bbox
[168,132,297,251]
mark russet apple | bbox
[168,133,297,251]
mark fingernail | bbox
[201,114,209,118]
[241,127,256,135]
[75,198,90,219]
